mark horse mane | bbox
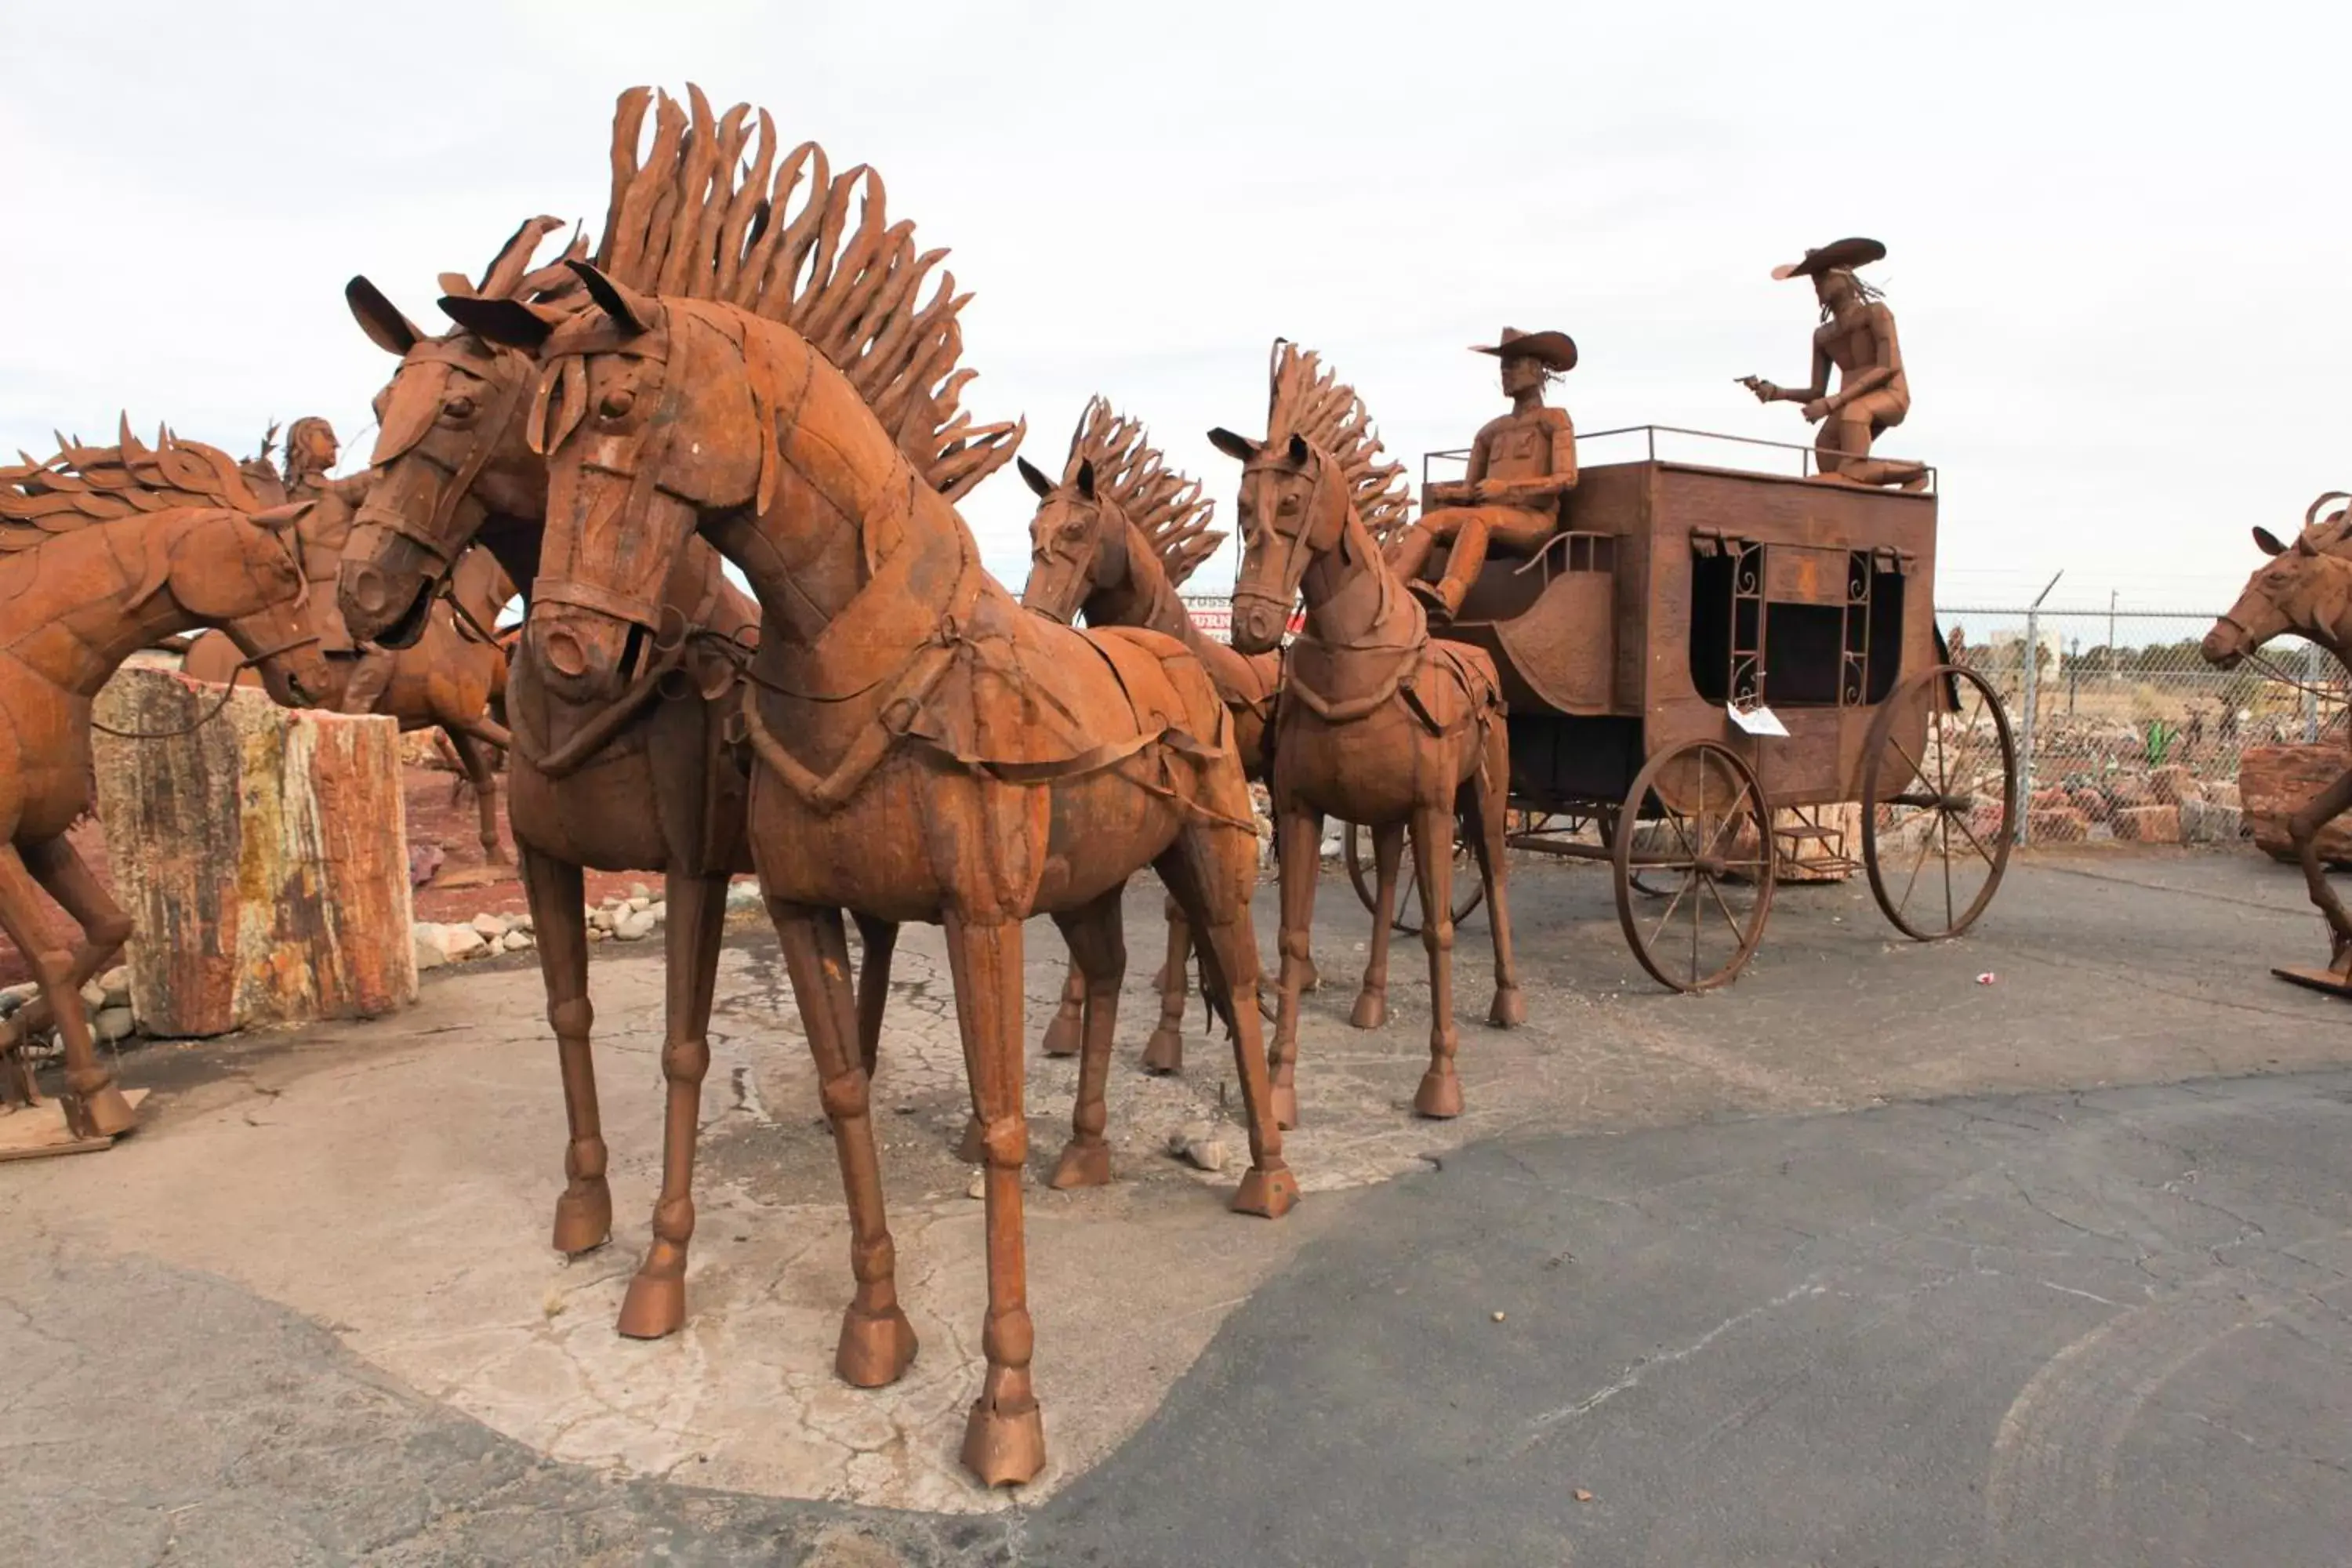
[0,419,266,554]
[587,84,1023,503]
[1265,341,1413,547]
[1064,397,1221,589]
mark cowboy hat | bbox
[1471,327,1577,372]
[1771,237,1887,281]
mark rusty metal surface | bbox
[0,434,332,1136]
[2202,494,2352,982]
[424,85,1294,1490]
[1214,341,1524,1125]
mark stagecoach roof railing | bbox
[1420,423,1936,496]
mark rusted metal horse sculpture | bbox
[1216,343,1523,1127]
[2203,492,2352,994]
[0,452,329,1133]
[1018,397,1312,1073]
[448,244,1296,1484]
[338,87,1023,1339]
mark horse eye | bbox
[444,395,476,420]
[600,390,636,419]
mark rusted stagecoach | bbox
[1345,427,2017,992]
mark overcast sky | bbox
[5,1,2343,614]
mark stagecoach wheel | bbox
[1613,740,1775,993]
[1344,822,1486,937]
[1861,664,2018,941]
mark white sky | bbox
[5,1,2343,615]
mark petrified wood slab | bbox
[92,668,417,1036]
[2239,743,2352,869]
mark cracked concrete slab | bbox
[3,848,2350,1545]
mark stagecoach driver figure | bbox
[1386,327,1581,622]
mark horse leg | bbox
[2288,767,2352,964]
[0,845,129,1138]
[1467,721,1525,1026]
[1351,820,1406,1029]
[851,912,898,1082]
[1140,894,1189,1074]
[1268,802,1323,1130]
[1153,831,1297,1219]
[6,835,135,1050]
[448,730,509,866]
[615,868,729,1338]
[3,838,135,1136]
[1039,964,1085,1059]
[942,909,1047,1486]
[1410,800,1465,1119]
[773,900,917,1388]
[1048,887,1125,1189]
[523,847,611,1254]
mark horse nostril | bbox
[542,627,590,679]
[350,569,388,615]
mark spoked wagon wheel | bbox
[1861,663,2018,940]
[1344,821,1486,937]
[1613,739,1775,993]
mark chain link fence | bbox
[1181,593,2349,849]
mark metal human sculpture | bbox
[337,86,1032,1343]
[1385,328,1581,621]
[1214,343,1523,1127]
[1018,397,1311,1072]
[447,243,1298,1486]
[0,450,330,1134]
[1738,237,1928,490]
[2202,494,2352,994]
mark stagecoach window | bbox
[1689,540,1905,708]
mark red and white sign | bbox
[1181,597,1304,641]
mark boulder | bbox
[2239,744,2352,867]
[93,668,417,1036]
[470,912,510,941]
[2149,764,2196,806]
[92,1007,135,1044]
[2112,804,2181,844]
[412,930,450,972]
[613,909,659,942]
[2070,788,2111,823]
[724,880,764,913]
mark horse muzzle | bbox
[2200,620,2248,670]
[1230,592,1290,655]
[526,607,645,703]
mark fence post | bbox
[2017,604,2039,845]
[2306,679,2320,744]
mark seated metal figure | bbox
[1386,328,1580,621]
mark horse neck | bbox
[1083,514,1194,645]
[699,314,996,654]
[2,519,195,695]
[1298,486,1418,652]
[2288,557,2352,664]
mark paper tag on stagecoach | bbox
[1727,702,1789,737]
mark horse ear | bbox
[1017,456,1054,498]
[1076,458,1097,502]
[1207,427,1260,464]
[565,260,653,337]
[1287,432,1312,467]
[441,293,556,350]
[345,277,423,356]
[2252,526,2288,557]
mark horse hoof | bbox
[1229,1163,1299,1219]
[551,1182,613,1256]
[1049,1138,1112,1189]
[1039,1009,1081,1059]
[836,1305,920,1388]
[960,1396,1047,1487]
[615,1272,687,1340]
[67,1083,138,1140]
[1487,985,1526,1029]
[1348,990,1388,1029]
[1270,1083,1300,1131]
[1140,1027,1184,1075]
[956,1116,986,1165]
[1413,1068,1465,1120]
